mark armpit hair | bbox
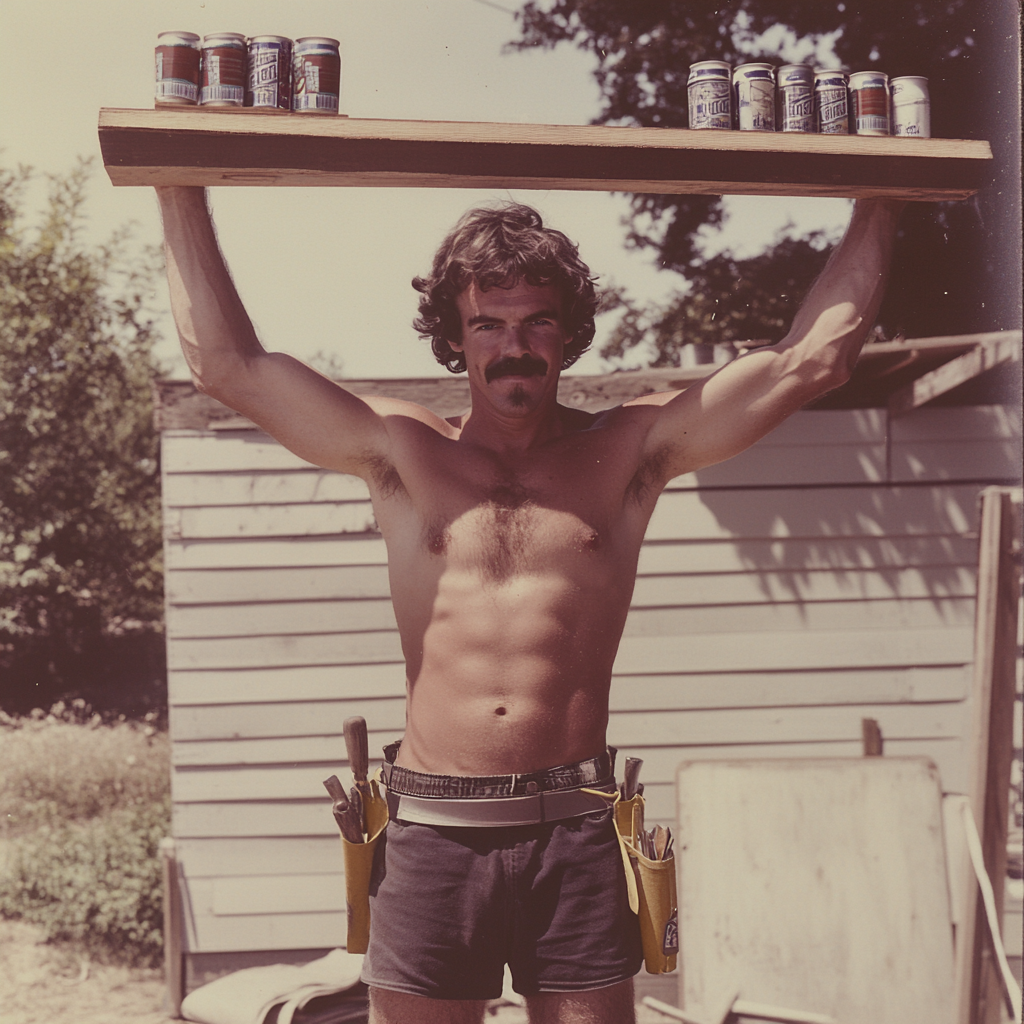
[627,445,672,506]
[363,453,405,499]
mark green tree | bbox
[511,1,1020,365]
[0,162,165,714]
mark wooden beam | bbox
[888,332,1021,418]
[98,108,992,200]
[954,489,1022,1024]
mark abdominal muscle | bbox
[391,565,632,776]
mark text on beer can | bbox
[155,31,201,106]
[293,36,342,114]
[687,61,732,130]
[200,32,246,106]
[733,63,775,131]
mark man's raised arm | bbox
[156,186,388,475]
[635,198,905,478]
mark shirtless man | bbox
[157,189,903,1024]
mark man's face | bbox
[451,279,568,417]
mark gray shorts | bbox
[360,808,643,999]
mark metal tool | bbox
[622,756,643,800]
[344,715,371,833]
[323,774,363,843]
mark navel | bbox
[494,706,507,716]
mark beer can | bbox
[155,31,201,106]
[813,70,849,134]
[776,64,814,132]
[687,61,732,130]
[733,63,775,131]
[891,76,930,137]
[849,71,890,135]
[293,36,342,115]
[247,35,293,110]
[200,33,246,107]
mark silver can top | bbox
[248,35,292,45]
[295,36,341,48]
[733,63,774,80]
[202,32,246,46]
[688,60,731,84]
[814,69,847,83]
[777,63,814,86]
[157,31,200,46]
[849,70,889,87]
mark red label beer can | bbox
[891,76,930,137]
[687,61,732,129]
[155,31,201,106]
[292,36,342,114]
[849,71,890,135]
[200,33,246,106]
[246,35,293,110]
[813,70,849,134]
[733,63,775,131]
[777,64,814,132]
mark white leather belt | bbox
[386,783,616,827]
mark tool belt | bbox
[380,743,618,827]
[339,778,388,954]
[599,790,678,975]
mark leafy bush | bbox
[0,795,170,966]
[0,701,168,830]
[0,705,171,965]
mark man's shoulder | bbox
[354,393,460,439]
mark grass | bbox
[0,701,170,966]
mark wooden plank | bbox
[168,663,405,705]
[166,598,398,639]
[166,564,391,604]
[98,109,992,200]
[164,433,328,474]
[613,626,973,675]
[610,666,969,712]
[888,333,1022,417]
[212,874,343,916]
[675,759,955,1023]
[889,439,1022,484]
[172,699,406,742]
[163,470,370,507]
[165,536,387,570]
[167,630,404,671]
[175,836,341,877]
[630,568,977,608]
[167,501,377,540]
[635,535,979,575]
[623,598,976,639]
[668,441,886,489]
[956,488,1022,1024]
[647,484,979,542]
[889,405,1021,444]
[186,902,345,953]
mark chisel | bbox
[344,716,371,833]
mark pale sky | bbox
[1,0,852,379]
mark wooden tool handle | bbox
[323,776,363,843]
[344,717,369,783]
[623,757,643,800]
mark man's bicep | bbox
[215,351,391,476]
[639,347,811,477]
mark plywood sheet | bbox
[99,109,991,200]
[675,758,955,1024]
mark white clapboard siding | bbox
[166,565,391,604]
[166,535,387,570]
[160,402,1020,955]
[171,704,964,804]
[169,663,407,705]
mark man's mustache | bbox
[485,354,549,383]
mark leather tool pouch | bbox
[613,793,678,974]
[340,779,389,954]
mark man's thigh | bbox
[525,978,637,1024]
[369,986,486,1024]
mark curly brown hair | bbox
[412,203,599,373]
